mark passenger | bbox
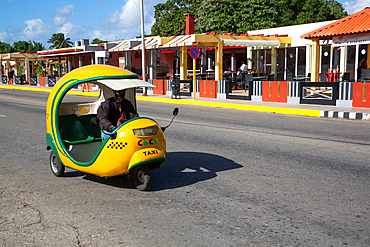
[97,89,139,140]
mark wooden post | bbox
[271,47,277,74]
[311,39,320,82]
[215,42,223,81]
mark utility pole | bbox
[140,0,147,96]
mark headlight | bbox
[133,126,158,136]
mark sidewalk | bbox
[1,84,370,121]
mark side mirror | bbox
[173,107,179,116]
[161,108,179,132]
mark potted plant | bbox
[14,65,25,84]
[35,62,47,86]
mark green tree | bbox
[151,0,347,36]
[48,33,73,49]
[28,41,44,53]
[12,41,30,53]
[295,0,347,24]
[11,40,44,53]
[91,38,108,44]
[151,0,199,37]
[0,41,13,53]
[196,0,283,34]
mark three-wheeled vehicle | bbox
[46,65,178,191]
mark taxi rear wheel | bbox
[132,165,152,191]
[50,151,65,177]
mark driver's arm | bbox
[97,101,115,132]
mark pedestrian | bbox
[8,66,14,84]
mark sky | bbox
[0,0,369,50]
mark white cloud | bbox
[57,22,84,38]
[53,4,75,26]
[23,18,53,41]
[88,0,159,41]
[0,31,8,41]
[343,0,370,14]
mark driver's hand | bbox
[109,125,116,132]
[117,113,127,126]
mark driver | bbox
[97,89,139,140]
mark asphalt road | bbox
[0,88,369,246]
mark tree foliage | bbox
[91,38,108,44]
[0,41,13,53]
[48,33,73,49]
[151,0,347,36]
[12,40,44,53]
[0,40,43,53]
[151,0,198,37]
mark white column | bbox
[340,46,346,73]
[149,49,156,79]
[319,45,322,73]
[231,51,236,72]
[207,52,212,71]
[355,44,359,81]
[295,47,298,76]
[247,47,252,71]
[306,45,311,77]
[284,48,287,80]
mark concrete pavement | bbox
[1,84,369,120]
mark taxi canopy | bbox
[97,79,155,91]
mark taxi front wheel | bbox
[132,165,152,191]
[50,151,65,177]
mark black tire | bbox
[50,151,65,177]
[132,165,152,191]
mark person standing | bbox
[8,66,14,84]
[239,61,248,82]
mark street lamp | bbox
[140,0,147,96]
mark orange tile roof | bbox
[301,7,370,39]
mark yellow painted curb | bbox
[137,96,321,118]
[0,85,99,97]
[0,85,320,118]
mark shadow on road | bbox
[152,152,242,191]
[64,152,242,191]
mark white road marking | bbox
[0,115,6,117]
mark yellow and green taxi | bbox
[46,64,177,190]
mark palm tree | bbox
[48,33,73,49]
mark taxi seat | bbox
[77,114,102,141]
[59,114,94,145]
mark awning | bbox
[37,50,93,57]
[109,41,129,52]
[131,37,159,50]
[97,79,155,91]
[0,52,39,60]
[221,39,280,47]
[160,35,196,48]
